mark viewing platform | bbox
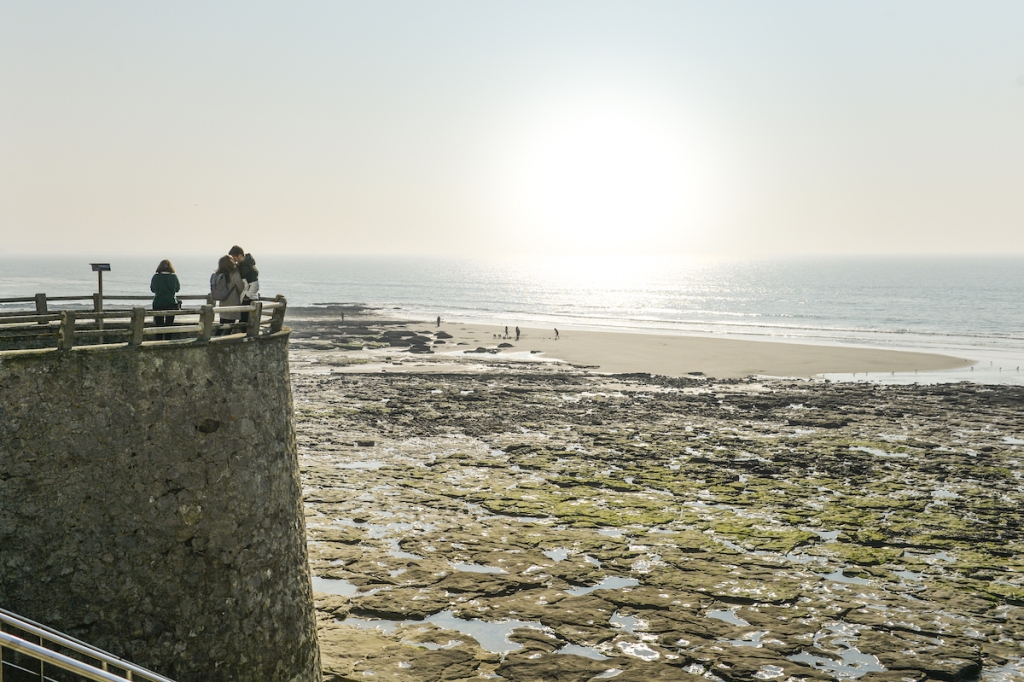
[0,292,288,354]
[0,289,320,682]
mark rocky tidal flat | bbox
[291,332,1024,681]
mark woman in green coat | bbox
[150,260,180,340]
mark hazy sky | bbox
[2,2,1023,257]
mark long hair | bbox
[217,255,236,275]
[156,259,175,274]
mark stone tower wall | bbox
[0,333,321,682]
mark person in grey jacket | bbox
[211,255,244,334]
[229,245,259,323]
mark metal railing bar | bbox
[0,610,175,682]
[1,631,145,682]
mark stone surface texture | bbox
[282,312,1024,681]
[0,333,321,682]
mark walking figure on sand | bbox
[555,328,559,340]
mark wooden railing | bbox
[0,294,287,352]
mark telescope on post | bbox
[90,263,111,341]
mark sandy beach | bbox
[287,309,972,380]
[425,322,971,379]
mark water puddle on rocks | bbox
[542,547,570,562]
[404,638,463,651]
[905,549,957,565]
[615,641,660,661]
[565,576,640,596]
[451,562,506,574]
[381,538,423,559]
[805,529,841,542]
[556,643,609,660]
[850,446,909,459]
[610,611,644,634]
[789,649,884,678]
[706,609,750,626]
[983,658,1024,681]
[817,569,871,585]
[788,623,885,678]
[596,528,626,538]
[725,630,768,647]
[311,576,378,597]
[337,610,545,653]
[754,664,786,679]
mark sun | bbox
[504,102,694,253]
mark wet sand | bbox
[429,322,972,379]
[286,308,972,380]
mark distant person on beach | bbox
[211,255,244,335]
[437,316,441,327]
[555,328,559,340]
[505,326,508,338]
[150,259,180,340]
[229,246,259,323]
[515,326,520,341]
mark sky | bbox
[2,1,1023,257]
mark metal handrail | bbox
[0,607,176,682]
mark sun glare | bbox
[504,100,699,253]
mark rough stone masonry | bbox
[0,333,321,682]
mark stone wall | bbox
[0,333,321,682]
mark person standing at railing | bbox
[150,260,180,341]
[210,255,244,335]
[229,246,259,324]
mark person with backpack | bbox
[150,259,180,341]
[210,255,244,334]
[229,246,259,323]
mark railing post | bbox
[35,293,48,324]
[246,301,263,338]
[269,295,287,333]
[93,293,104,344]
[128,307,146,347]
[198,305,215,342]
[58,311,76,351]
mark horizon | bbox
[3,2,1024,258]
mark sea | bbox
[2,255,1022,385]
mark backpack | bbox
[210,272,232,301]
